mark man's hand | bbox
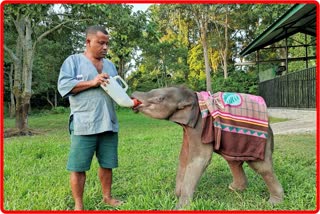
[71,73,110,94]
[92,73,110,87]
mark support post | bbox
[285,29,288,73]
[305,33,308,68]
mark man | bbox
[58,26,123,210]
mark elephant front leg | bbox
[176,143,213,210]
[175,132,189,197]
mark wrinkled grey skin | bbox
[131,87,284,210]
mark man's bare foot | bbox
[74,204,83,211]
[103,197,123,207]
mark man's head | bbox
[85,25,109,59]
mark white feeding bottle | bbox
[100,75,141,107]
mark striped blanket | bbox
[197,91,269,161]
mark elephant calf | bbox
[131,86,284,209]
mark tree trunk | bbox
[202,39,212,92]
[200,19,212,92]
[118,57,124,79]
[54,89,58,108]
[12,35,24,130]
[10,15,33,133]
[9,64,15,118]
[46,91,54,109]
[223,5,229,79]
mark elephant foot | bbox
[175,186,181,197]
[228,182,247,191]
[268,195,284,205]
[268,185,284,205]
[175,205,186,210]
[175,196,191,210]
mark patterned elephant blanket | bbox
[197,91,269,161]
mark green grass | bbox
[3,109,317,211]
[269,117,289,123]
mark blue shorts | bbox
[67,118,118,172]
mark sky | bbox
[51,4,152,13]
[130,4,152,12]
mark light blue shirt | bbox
[58,53,119,135]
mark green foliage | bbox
[187,44,206,91]
[4,4,51,22]
[33,37,72,95]
[4,110,316,211]
[212,70,259,94]
[269,117,288,123]
[135,6,191,89]
[287,33,316,72]
[127,4,296,92]
[127,68,159,92]
[106,5,147,77]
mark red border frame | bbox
[1,1,319,214]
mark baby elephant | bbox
[131,87,284,209]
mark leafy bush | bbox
[51,106,70,114]
[211,70,259,94]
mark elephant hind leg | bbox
[247,160,284,204]
[227,161,248,191]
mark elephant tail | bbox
[268,124,274,153]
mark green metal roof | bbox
[240,4,316,56]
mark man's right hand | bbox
[71,73,110,94]
[91,73,110,87]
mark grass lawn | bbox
[3,109,317,211]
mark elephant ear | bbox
[169,94,199,128]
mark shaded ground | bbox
[4,128,43,138]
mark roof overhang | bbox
[240,4,316,56]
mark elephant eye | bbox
[156,96,164,103]
[148,96,165,104]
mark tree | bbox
[33,37,73,109]
[233,4,292,68]
[62,4,147,79]
[211,4,231,79]
[107,6,147,78]
[4,4,73,134]
[188,44,206,90]
[4,64,15,118]
[187,4,213,92]
[132,4,190,88]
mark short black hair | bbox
[85,26,108,37]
